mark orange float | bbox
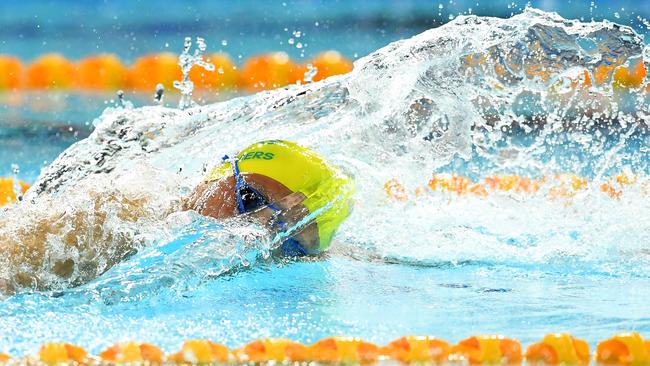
[0,353,9,362]
[593,63,617,85]
[547,174,587,199]
[451,335,522,364]
[99,342,163,363]
[309,337,380,364]
[234,338,308,362]
[385,178,409,201]
[75,53,127,90]
[484,174,543,194]
[600,173,636,199]
[0,55,24,90]
[39,343,87,365]
[613,61,647,89]
[188,53,238,91]
[128,52,182,91]
[168,339,229,364]
[386,173,650,202]
[525,333,590,365]
[0,177,30,207]
[382,335,451,364]
[309,50,353,82]
[429,173,473,195]
[26,53,75,89]
[596,332,650,365]
[239,52,304,91]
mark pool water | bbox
[1,8,650,357]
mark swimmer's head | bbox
[196,140,353,254]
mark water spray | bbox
[11,164,21,201]
[303,64,318,84]
[174,36,215,110]
[154,83,164,105]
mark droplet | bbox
[221,39,228,46]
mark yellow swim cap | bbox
[205,140,353,251]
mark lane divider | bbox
[1,52,645,94]
[385,173,649,201]
[1,332,649,364]
[0,172,644,208]
[0,51,353,92]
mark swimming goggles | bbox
[223,155,308,256]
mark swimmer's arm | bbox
[182,177,238,218]
[0,192,153,294]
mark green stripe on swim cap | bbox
[205,140,353,251]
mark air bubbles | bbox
[221,39,228,46]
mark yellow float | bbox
[596,332,650,365]
[381,335,451,364]
[99,341,164,363]
[233,338,308,362]
[0,177,30,207]
[309,336,380,364]
[168,339,229,364]
[38,343,87,365]
[525,333,590,365]
[451,335,522,364]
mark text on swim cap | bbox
[240,151,275,161]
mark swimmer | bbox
[183,140,353,255]
[0,140,353,294]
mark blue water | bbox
[3,251,650,354]
[1,0,649,62]
[2,5,650,360]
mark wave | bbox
[1,8,650,295]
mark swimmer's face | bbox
[183,174,320,253]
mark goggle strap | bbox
[224,153,308,256]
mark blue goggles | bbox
[224,155,308,257]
